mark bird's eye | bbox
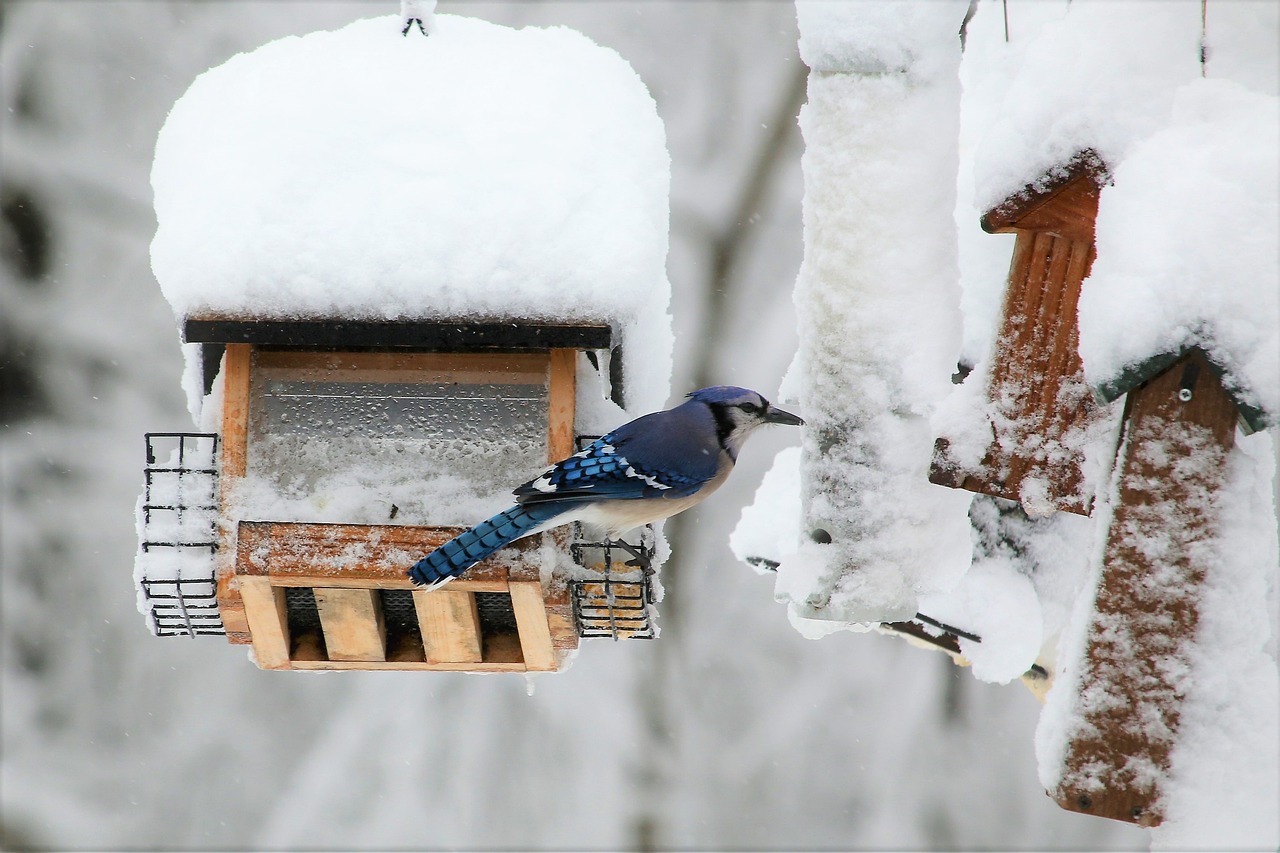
[739,402,761,414]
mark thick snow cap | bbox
[150,14,671,339]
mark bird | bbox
[407,386,804,589]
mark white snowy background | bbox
[4,0,1257,849]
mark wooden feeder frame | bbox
[185,318,616,673]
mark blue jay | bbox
[408,386,804,588]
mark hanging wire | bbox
[1002,0,1010,43]
[1200,0,1209,77]
[960,0,979,52]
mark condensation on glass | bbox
[245,351,551,523]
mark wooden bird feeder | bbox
[931,152,1111,517]
[1052,346,1261,826]
[137,317,657,673]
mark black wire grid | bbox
[137,430,658,641]
[566,434,657,640]
[137,433,225,637]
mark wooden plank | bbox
[217,344,252,646]
[290,658,528,672]
[985,174,1101,241]
[216,567,249,635]
[220,344,252,481]
[930,186,1103,517]
[510,580,557,671]
[238,575,291,670]
[234,520,537,588]
[313,588,387,662]
[1053,350,1237,826]
[547,348,577,462]
[414,588,483,664]
[544,579,579,652]
[255,350,550,386]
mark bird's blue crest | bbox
[686,385,758,405]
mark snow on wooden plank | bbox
[1053,349,1237,826]
[235,520,531,590]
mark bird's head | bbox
[687,386,804,458]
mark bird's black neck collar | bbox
[708,403,738,461]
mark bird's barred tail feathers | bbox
[407,503,566,588]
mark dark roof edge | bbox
[981,149,1110,234]
[182,318,613,351]
[1093,345,1270,435]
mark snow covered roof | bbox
[149,14,671,330]
[969,4,1277,429]
[1079,80,1278,429]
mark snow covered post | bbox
[777,2,972,626]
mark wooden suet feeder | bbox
[1052,346,1258,826]
[137,318,657,673]
[931,152,1110,517]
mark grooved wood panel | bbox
[1053,350,1237,826]
[931,170,1105,516]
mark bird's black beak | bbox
[765,405,804,426]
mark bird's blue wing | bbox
[515,410,718,504]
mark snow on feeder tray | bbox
[135,318,657,672]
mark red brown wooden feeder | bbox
[931,152,1111,517]
[1051,346,1260,826]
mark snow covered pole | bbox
[777,2,973,627]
